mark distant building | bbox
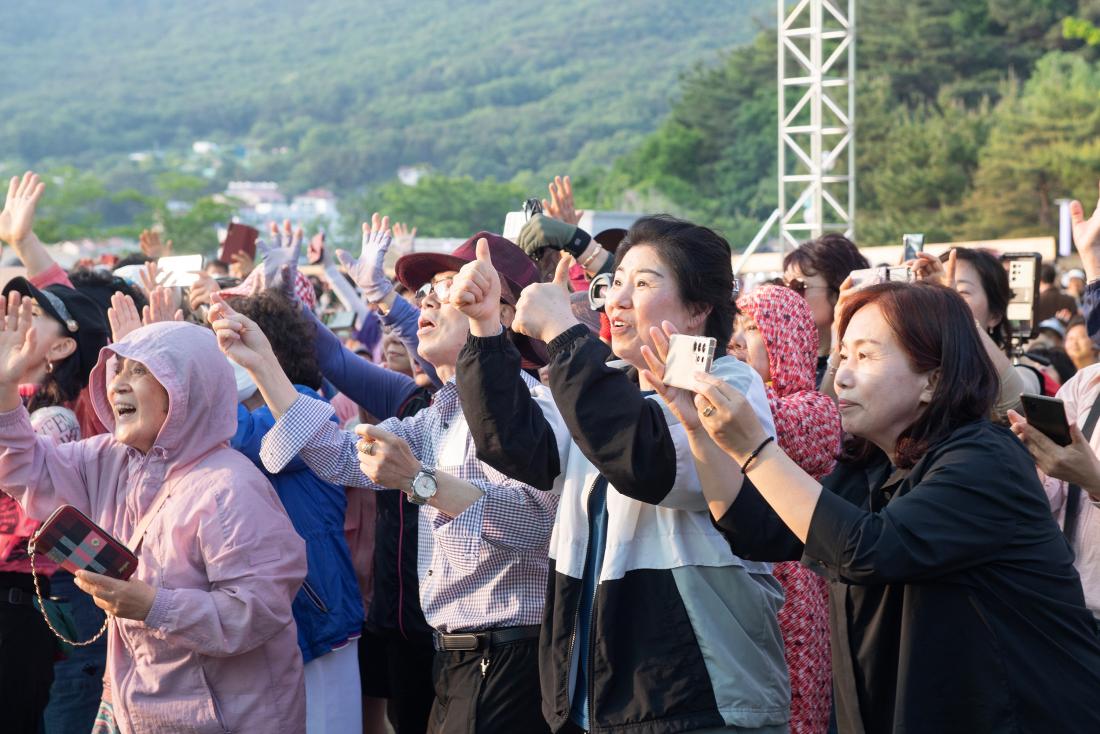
[293,189,338,219]
[397,165,429,186]
[226,181,285,208]
[226,182,340,229]
[192,140,219,156]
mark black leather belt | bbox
[0,586,36,607]
[433,625,540,652]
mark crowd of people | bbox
[2,167,1100,734]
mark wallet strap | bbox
[27,545,109,647]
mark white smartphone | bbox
[157,254,203,287]
[662,334,717,391]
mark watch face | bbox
[412,471,437,500]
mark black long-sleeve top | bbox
[716,419,1100,733]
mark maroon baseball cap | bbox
[395,232,549,366]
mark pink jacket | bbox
[0,321,307,733]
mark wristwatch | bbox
[408,466,438,505]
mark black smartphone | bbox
[1020,394,1073,447]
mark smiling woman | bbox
[108,358,170,454]
[696,282,1100,732]
[0,311,309,733]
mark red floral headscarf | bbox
[736,284,842,480]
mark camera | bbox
[847,265,914,290]
[588,272,611,312]
[522,198,543,221]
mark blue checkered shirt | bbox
[259,378,556,633]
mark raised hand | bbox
[143,287,184,325]
[513,254,580,343]
[354,424,422,494]
[393,221,417,251]
[0,292,39,388]
[208,293,277,373]
[516,214,587,258]
[1008,409,1100,493]
[1071,180,1100,280]
[692,371,770,463]
[188,271,221,311]
[138,229,172,260]
[907,249,956,290]
[336,212,394,303]
[828,275,857,353]
[0,172,45,248]
[229,249,255,280]
[107,292,143,342]
[307,231,335,269]
[256,219,304,298]
[138,260,166,295]
[541,175,583,226]
[450,238,502,333]
[640,321,702,430]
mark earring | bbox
[45,360,53,374]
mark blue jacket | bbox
[232,385,364,663]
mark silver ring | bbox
[701,406,716,418]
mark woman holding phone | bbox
[0,299,307,734]
[682,281,1100,732]
[452,216,791,734]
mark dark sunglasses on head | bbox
[774,277,833,297]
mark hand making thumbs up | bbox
[450,237,504,335]
[512,253,581,343]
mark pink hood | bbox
[90,321,237,467]
[738,285,842,480]
[0,321,306,733]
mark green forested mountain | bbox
[0,0,770,189]
[8,1,1100,250]
[590,0,1100,245]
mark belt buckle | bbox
[446,633,482,651]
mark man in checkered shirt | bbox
[210,232,558,734]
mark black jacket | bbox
[457,327,789,734]
[717,419,1100,733]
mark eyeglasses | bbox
[416,277,454,302]
[781,278,831,297]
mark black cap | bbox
[3,278,110,382]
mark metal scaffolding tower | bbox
[777,0,856,250]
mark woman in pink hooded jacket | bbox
[0,293,307,734]
[730,284,842,734]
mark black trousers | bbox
[427,636,549,734]
[0,577,56,734]
[359,626,435,733]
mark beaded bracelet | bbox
[580,243,603,269]
[740,435,775,474]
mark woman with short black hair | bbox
[687,282,1100,733]
[452,215,791,733]
[782,233,869,384]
